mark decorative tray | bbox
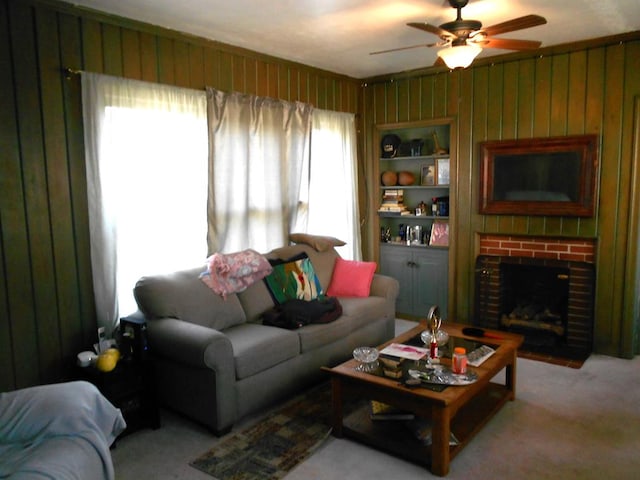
[408,366,478,386]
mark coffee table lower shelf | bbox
[339,382,511,470]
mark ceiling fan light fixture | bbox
[437,43,482,69]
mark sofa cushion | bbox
[266,244,339,291]
[326,258,377,297]
[295,316,353,353]
[296,296,390,352]
[237,280,276,323]
[224,323,300,379]
[239,245,340,322]
[134,267,246,331]
[263,252,323,304]
[288,233,346,252]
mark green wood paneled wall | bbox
[362,35,640,358]
[2,0,638,392]
[0,0,360,391]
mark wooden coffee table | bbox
[323,322,524,476]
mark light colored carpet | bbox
[111,320,640,479]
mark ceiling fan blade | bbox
[479,37,542,50]
[481,14,546,37]
[370,43,436,55]
[433,56,446,67]
[407,22,457,40]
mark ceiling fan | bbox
[371,0,547,69]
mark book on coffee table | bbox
[379,343,428,361]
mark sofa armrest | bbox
[369,273,400,301]
[146,317,234,370]
[145,317,237,433]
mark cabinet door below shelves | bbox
[379,247,413,316]
[379,245,448,319]
[413,249,448,319]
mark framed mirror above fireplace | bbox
[479,134,599,216]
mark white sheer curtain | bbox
[206,88,312,254]
[82,73,208,333]
[308,109,361,260]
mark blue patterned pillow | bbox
[264,252,323,304]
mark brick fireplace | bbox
[475,235,596,360]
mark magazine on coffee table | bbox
[379,343,428,361]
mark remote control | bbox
[467,345,496,367]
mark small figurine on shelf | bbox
[432,131,448,155]
[415,200,427,216]
[380,227,391,243]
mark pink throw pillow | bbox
[326,258,377,297]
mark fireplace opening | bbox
[499,263,569,348]
[475,255,594,360]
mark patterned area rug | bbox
[190,382,341,479]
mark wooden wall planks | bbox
[1,0,638,393]
[362,36,640,358]
[0,0,360,391]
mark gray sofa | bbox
[132,242,399,435]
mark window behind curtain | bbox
[307,109,361,260]
[83,77,359,332]
[82,73,208,332]
[206,88,312,254]
[207,91,360,259]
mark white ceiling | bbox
[71,0,640,78]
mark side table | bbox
[79,359,160,437]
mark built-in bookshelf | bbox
[375,119,453,319]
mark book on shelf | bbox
[378,205,406,211]
[381,197,404,204]
[369,401,415,421]
[378,203,411,215]
[378,210,411,216]
[382,194,404,201]
[382,189,404,196]
[429,221,449,246]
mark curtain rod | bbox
[63,67,83,80]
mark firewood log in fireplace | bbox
[500,314,565,337]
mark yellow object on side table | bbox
[96,348,120,372]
